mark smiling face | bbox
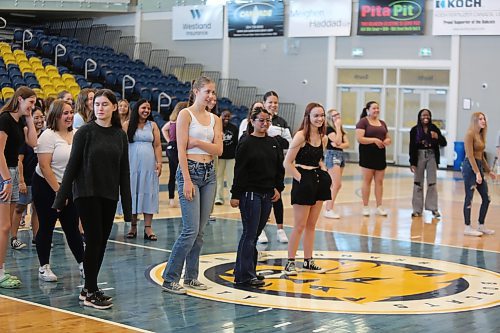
[56,103,74,131]
[62,92,74,105]
[137,101,151,121]
[420,110,431,125]
[195,82,216,109]
[118,100,129,116]
[477,113,487,129]
[221,110,231,126]
[309,106,325,129]
[367,103,380,118]
[18,95,37,116]
[33,109,45,130]
[264,95,279,115]
[251,111,271,136]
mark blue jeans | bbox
[462,158,490,225]
[162,160,216,283]
[234,191,273,283]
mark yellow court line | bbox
[0,295,154,333]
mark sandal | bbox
[126,224,137,239]
[0,275,22,289]
[144,226,158,241]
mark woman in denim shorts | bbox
[283,102,331,276]
[323,109,349,219]
[0,87,38,289]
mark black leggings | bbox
[166,142,179,199]
[75,197,117,293]
[32,173,84,266]
[272,197,283,225]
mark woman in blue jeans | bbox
[162,76,222,294]
[462,112,496,237]
[230,107,284,286]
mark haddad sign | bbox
[357,0,425,35]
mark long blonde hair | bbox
[467,112,487,144]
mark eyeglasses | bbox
[256,118,272,123]
[331,113,340,118]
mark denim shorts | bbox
[0,167,19,204]
[18,185,33,205]
[325,149,345,169]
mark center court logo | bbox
[146,251,500,314]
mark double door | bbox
[337,87,447,166]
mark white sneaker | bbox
[257,231,268,243]
[324,210,340,219]
[39,264,58,282]
[464,225,483,237]
[376,206,388,216]
[362,206,370,216]
[478,225,495,235]
[276,229,288,243]
[169,199,176,208]
[79,262,85,279]
[257,251,269,262]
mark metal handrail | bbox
[84,58,97,79]
[22,30,33,52]
[54,43,66,67]
[122,75,135,99]
[158,92,172,112]
[0,17,6,29]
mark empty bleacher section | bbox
[0,17,296,128]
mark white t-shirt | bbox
[35,129,74,182]
[73,113,85,129]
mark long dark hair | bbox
[127,99,153,143]
[360,101,378,119]
[297,102,326,143]
[0,86,36,113]
[263,90,278,103]
[246,107,270,135]
[89,89,121,128]
[74,88,95,123]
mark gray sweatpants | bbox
[412,149,438,213]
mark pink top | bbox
[169,121,177,142]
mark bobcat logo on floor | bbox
[146,251,500,314]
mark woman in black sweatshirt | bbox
[53,89,131,310]
[230,107,285,286]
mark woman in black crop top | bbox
[283,102,331,276]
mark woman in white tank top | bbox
[161,76,223,294]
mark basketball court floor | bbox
[0,164,499,332]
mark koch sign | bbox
[357,0,425,35]
[433,0,500,35]
[227,1,284,38]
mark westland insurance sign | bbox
[172,5,223,40]
[357,0,425,35]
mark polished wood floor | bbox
[0,164,499,332]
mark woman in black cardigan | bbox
[409,108,447,218]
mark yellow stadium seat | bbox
[69,86,80,98]
[1,87,15,100]
[51,77,64,86]
[45,65,59,76]
[29,57,42,66]
[13,49,25,57]
[55,84,67,92]
[38,77,51,86]
[0,91,2,101]
[33,88,44,99]
[62,73,76,84]
[2,53,16,64]
[31,63,44,71]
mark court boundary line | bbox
[0,294,154,333]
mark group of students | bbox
[0,76,495,309]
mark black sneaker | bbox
[411,212,422,217]
[302,259,325,273]
[11,237,26,250]
[432,211,441,218]
[162,281,187,295]
[84,292,113,309]
[79,288,112,302]
[282,260,298,276]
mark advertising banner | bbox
[172,5,223,40]
[288,0,352,37]
[357,0,425,35]
[433,0,500,35]
[228,1,284,38]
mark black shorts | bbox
[291,167,331,206]
[359,144,386,170]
